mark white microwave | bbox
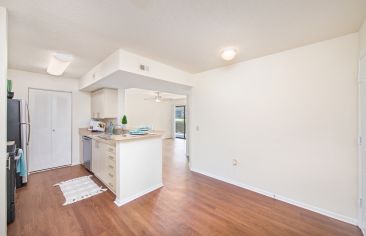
[88,120,106,132]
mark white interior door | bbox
[359,54,366,230]
[51,91,72,168]
[28,89,53,172]
[28,89,72,172]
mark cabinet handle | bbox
[108,173,114,178]
[108,182,114,187]
[108,148,114,152]
[108,165,114,169]
[108,155,114,160]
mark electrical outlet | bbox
[232,159,238,166]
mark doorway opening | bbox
[124,88,188,157]
[175,106,186,139]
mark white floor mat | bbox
[54,175,107,206]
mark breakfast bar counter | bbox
[79,128,163,144]
[79,128,163,206]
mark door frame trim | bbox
[358,53,366,230]
[27,88,73,172]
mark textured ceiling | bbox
[1,0,366,78]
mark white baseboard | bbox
[71,161,81,166]
[114,183,164,207]
[190,168,358,226]
[360,225,365,236]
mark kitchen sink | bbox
[97,134,113,140]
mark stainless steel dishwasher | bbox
[82,136,92,171]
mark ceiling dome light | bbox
[47,52,73,76]
[221,48,237,61]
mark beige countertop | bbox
[79,128,163,145]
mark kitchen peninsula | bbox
[79,128,163,206]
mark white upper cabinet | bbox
[91,88,118,119]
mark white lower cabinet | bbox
[92,139,116,192]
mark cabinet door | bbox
[99,142,108,183]
[91,139,97,173]
[91,93,97,118]
[91,90,104,119]
[103,89,118,118]
[92,140,102,177]
[91,89,117,119]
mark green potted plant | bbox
[121,115,128,129]
[7,80,14,99]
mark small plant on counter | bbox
[121,115,128,128]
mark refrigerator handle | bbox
[27,124,30,145]
[26,102,31,145]
[6,154,10,170]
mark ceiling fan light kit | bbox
[144,91,171,103]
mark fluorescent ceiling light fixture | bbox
[47,53,73,76]
[221,48,237,61]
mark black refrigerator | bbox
[7,99,30,224]
[7,99,29,185]
[6,142,16,224]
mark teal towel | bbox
[138,126,150,131]
[129,129,147,135]
[16,149,27,177]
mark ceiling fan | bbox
[144,91,171,103]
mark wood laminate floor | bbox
[8,139,361,236]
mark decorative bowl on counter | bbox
[113,125,123,135]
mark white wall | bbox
[125,91,173,138]
[190,33,359,223]
[360,19,366,57]
[0,7,7,236]
[8,69,91,165]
